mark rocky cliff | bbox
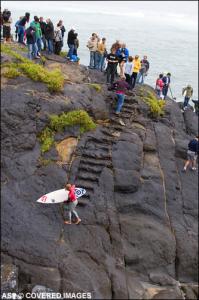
[1,48,198,299]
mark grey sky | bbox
[2,1,198,19]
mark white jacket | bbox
[87,38,98,52]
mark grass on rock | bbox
[143,91,165,118]
[89,83,102,92]
[39,110,97,153]
[1,44,64,93]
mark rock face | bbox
[1,53,198,299]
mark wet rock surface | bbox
[1,53,198,299]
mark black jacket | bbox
[39,21,46,35]
[67,30,76,45]
[45,22,54,40]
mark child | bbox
[64,184,81,225]
[155,74,164,99]
[124,56,134,88]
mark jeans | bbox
[131,72,138,89]
[18,25,25,44]
[136,72,144,84]
[95,52,102,69]
[41,35,47,50]
[107,63,117,84]
[100,55,106,71]
[36,37,42,53]
[162,85,169,99]
[183,96,190,108]
[47,39,54,54]
[89,51,95,68]
[116,93,125,113]
[68,44,75,60]
[156,89,163,99]
[27,43,38,59]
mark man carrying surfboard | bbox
[63,183,81,225]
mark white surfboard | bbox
[37,187,86,204]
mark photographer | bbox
[2,9,12,43]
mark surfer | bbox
[63,183,81,225]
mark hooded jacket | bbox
[182,86,193,98]
[133,58,141,73]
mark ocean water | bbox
[2,1,198,102]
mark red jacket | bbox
[68,185,76,202]
[156,78,164,91]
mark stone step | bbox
[74,180,96,191]
[77,172,99,182]
[85,143,110,152]
[78,164,103,174]
[80,157,112,167]
[88,136,112,145]
[82,152,111,160]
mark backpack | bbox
[26,27,34,38]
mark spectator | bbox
[30,16,42,56]
[39,17,47,50]
[182,84,193,109]
[54,22,63,55]
[17,12,30,44]
[45,18,54,54]
[131,55,141,89]
[162,72,171,99]
[155,74,164,99]
[96,37,107,71]
[117,43,129,77]
[2,9,12,43]
[137,55,150,85]
[26,25,39,59]
[124,56,134,88]
[183,136,199,172]
[58,20,65,46]
[15,16,22,41]
[67,28,77,60]
[73,33,79,56]
[87,33,98,69]
[106,48,118,84]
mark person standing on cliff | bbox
[131,55,141,89]
[182,84,193,110]
[87,33,98,69]
[155,74,164,99]
[63,184,81,225]
[17,12,30,44]
[162,72,171,99]
[183,136,199,172]
[136,55,150,85]
[67,28,77,61]
[106,48,119,84]
[45,18,54,54]
[2,9,12,43]
[30,16,42,57]
[39,17,47,50]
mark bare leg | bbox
[184,160,190,170]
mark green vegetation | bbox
[3,67,21,78]
[89,83,102,92]
[60,51,67,58]
[38,157,54,166]
[143,91,166,118]
[1,44,64,93]
[38,110,96,153]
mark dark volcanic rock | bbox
[1,53,198,299]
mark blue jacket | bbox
[116,48,129,60]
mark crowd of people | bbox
[1,9,79,61]
[1,8,197,113]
